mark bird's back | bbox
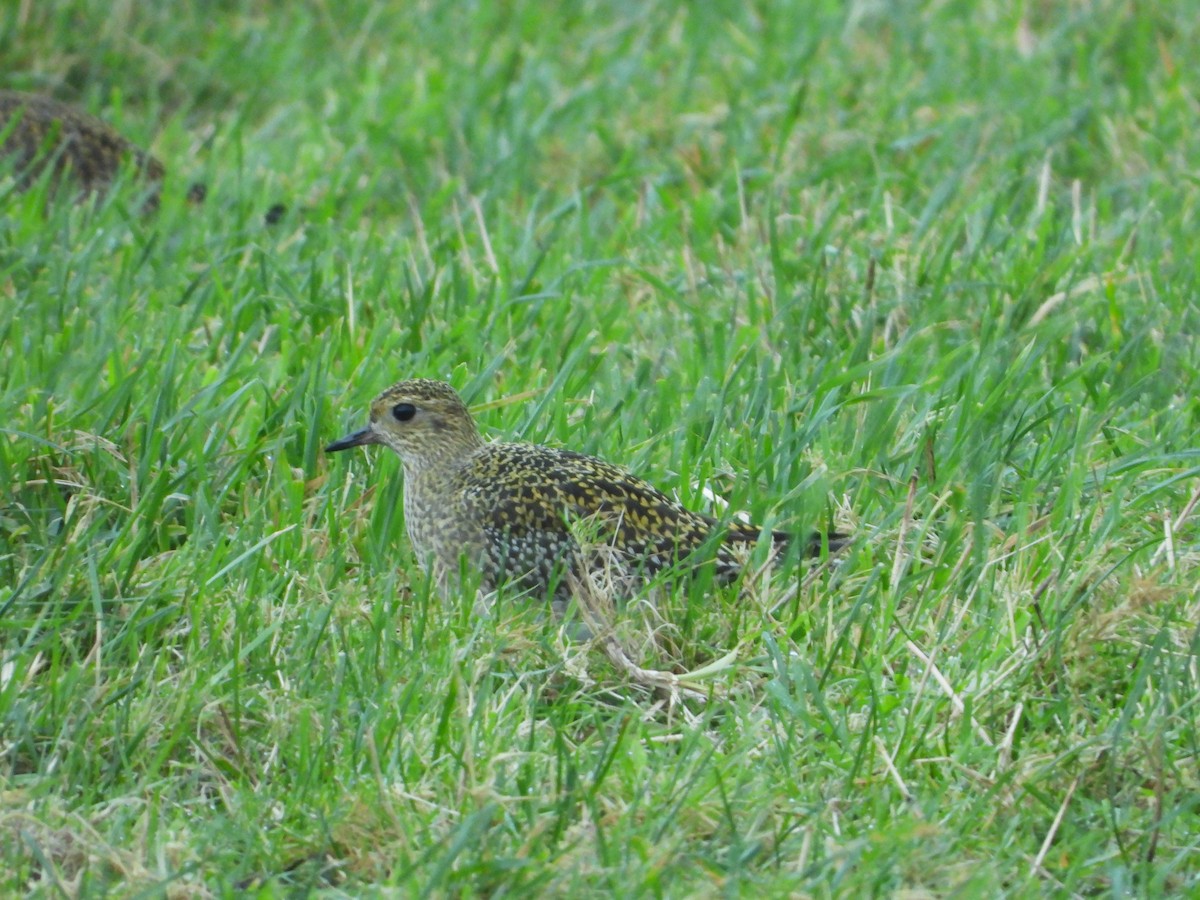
[442,442,785,594]
[0,91,164,197]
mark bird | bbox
[326,379,843,607]
[0,90,205,210]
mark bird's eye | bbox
[392,403,417,422]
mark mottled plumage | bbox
[0,91,171,208]
[327,379,840,600]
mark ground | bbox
[1,0,1198,895]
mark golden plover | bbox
[0,90,204,209]
[327,379,842,600]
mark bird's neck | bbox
[401,441,482,569]
[401,435,484,480]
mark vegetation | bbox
[2,0,1197,894]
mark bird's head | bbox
[326,379,483,472]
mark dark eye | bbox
[392,403,417,422]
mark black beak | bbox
[325,427,381,453]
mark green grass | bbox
[3,0,1198,894]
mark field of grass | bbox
[3,0,1198,895]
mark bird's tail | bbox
[721,522,848,562]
